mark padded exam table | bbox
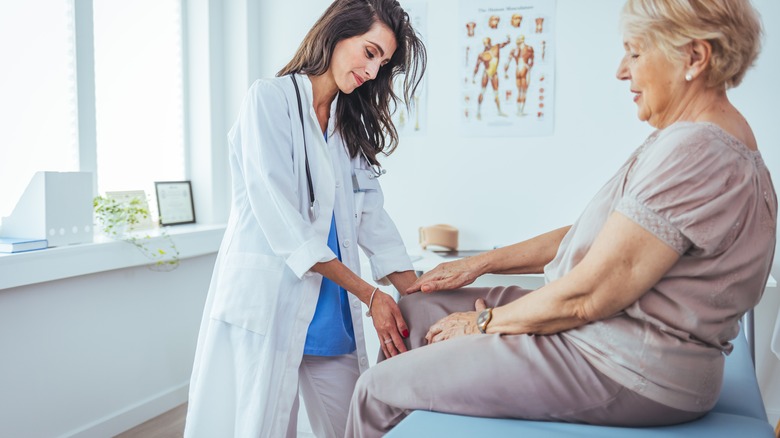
[387,323,774,437]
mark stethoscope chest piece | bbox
[360,148,387,179]
[309,199,319,221]
[368,165,387,179]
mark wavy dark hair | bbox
[278,0,426,165]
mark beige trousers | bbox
[288,352,360,438]
[346,286,702,437]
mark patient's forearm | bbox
[483,226,570,275]
[486,214,680,335]
[387,270,418,296]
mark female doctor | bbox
[183,1,426,437]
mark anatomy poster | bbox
[461,0,555,137]
[393,1,428,136]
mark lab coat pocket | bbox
[210,252,285,335]
[352,169,380,192]
[352,169,379,224]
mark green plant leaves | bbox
[94,195,180,271]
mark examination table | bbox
[386,323,774,437]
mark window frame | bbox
[74,0,99,192]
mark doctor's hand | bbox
[425,298,486,344]
[369,291,410,358]
[405,257,483,294]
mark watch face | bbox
[477,308,492,333]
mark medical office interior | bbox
[1,0,779,437]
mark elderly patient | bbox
[346,0,777,436]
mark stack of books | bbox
[0,237,48,253]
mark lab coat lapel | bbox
[296,74,336,220]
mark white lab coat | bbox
[184,74,413,437]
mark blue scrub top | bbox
[303,212,357,356]
[303,130,356,356]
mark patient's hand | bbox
[425,299,487,344]
[405,257,483,294]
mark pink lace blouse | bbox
[546,122,777,411]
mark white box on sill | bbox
[1,171,94,247]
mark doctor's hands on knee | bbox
[405,258,483,294]
[370,291,410,358]
[425,298,486,344]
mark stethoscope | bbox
[291,74,386,221]
[360,147,387,179]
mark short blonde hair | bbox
[620,0,763,89]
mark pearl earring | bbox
[685,72,693,81]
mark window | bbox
[0,0,185,220]
[93,0,185,196]
[0,0,79,218]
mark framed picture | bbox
[155,181,196,226]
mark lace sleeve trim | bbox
[615,196,691,254]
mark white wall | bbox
[256,0,780,424]
[0,254,214,438]
[256,0,780,257]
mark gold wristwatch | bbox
[477,308,493,334]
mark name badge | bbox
[352,169,379,192]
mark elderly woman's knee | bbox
[398,292,427,317]
[354,367,374,398]
[354,362,393,402]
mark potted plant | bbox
[93,194,180,270]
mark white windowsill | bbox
[0,223,226,290]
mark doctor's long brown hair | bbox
[278,0,426,166]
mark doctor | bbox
[183,0,426,437]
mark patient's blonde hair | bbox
[621,0,762,89]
